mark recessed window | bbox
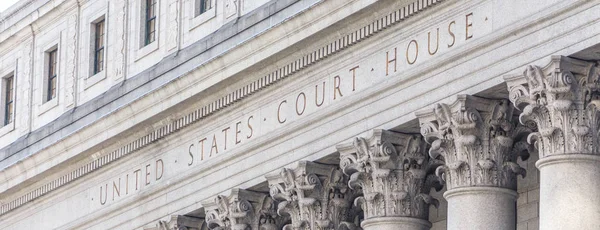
[46,48,58,102]
[145,0,157,46]
[196,0,212,16]
[3,75,14,126]
[93,19,105,74]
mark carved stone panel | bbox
[110,0,128,82]
[266,161,361,230]
[167,0,180,51]
[336,130,442,221]
[64,12,79,107]
[417,95,534,190]
[505,55,600,158]
[18,39,33,135]
[224,0,239,19]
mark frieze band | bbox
[143,56,600,229]
[0,0,449,216]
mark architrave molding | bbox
[0,0,445,216]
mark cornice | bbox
[0,0,86,51]
[0,0,36,24]
[0,0,446,217]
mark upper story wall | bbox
[0,0,273,150]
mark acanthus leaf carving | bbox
[267,161,361,230]
[203,188,287,230]
[145,215,207,230]
[416,95,533,190]
[506,55,600,158]
[337,130,442,221]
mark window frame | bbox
[4,76,13,126]
[46,48,58,103]
[0,69,16,135]
[189,0,216,31]
[136,0,160,60]
[144,0,157,46]
[196,0,212,16]
[93,18,106,75]
[1,73,15,127]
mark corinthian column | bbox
[417,95,533,230]
[336,130,442,230]
[202,188,287,230]
[506,56,600,230]
[266,161,361,230]
[145,215,206,230]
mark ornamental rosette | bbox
[266,161,362,230]
[336,130,443,221]
[416,95,533,191]
[505,55,600,158]
[203,188,287,230]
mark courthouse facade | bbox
[0,0,599,229]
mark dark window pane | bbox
[94,19,105,74]
[47,49,57,101]
[199,0,211,14]
[4,76,13,125]
[145,0,157,45]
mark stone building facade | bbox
[0,0,598,229]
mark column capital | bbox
[336,129,442,221]
[202,188,287,230]
[416,95,533,190]
[505,55,600,158]
[145,215,206,230]
[266,161,361,230]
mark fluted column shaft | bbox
[417,95,532,230]
[506,56,600,230]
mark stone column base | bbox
[537,154,600,230]
[361,217,432,230]
[444,187,517,230]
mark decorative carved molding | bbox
[64,12,78,107]
[224,0,239,19]
[18,39,33,135]
[266,161,361,230]
[111,0,128,82]
[336,130,442,221]
[167,0,180,51]
[416,95,533,190]
[203,188,288,230]
[506,55,600,158]
[145,215,206,230]
[0,0,446,216]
